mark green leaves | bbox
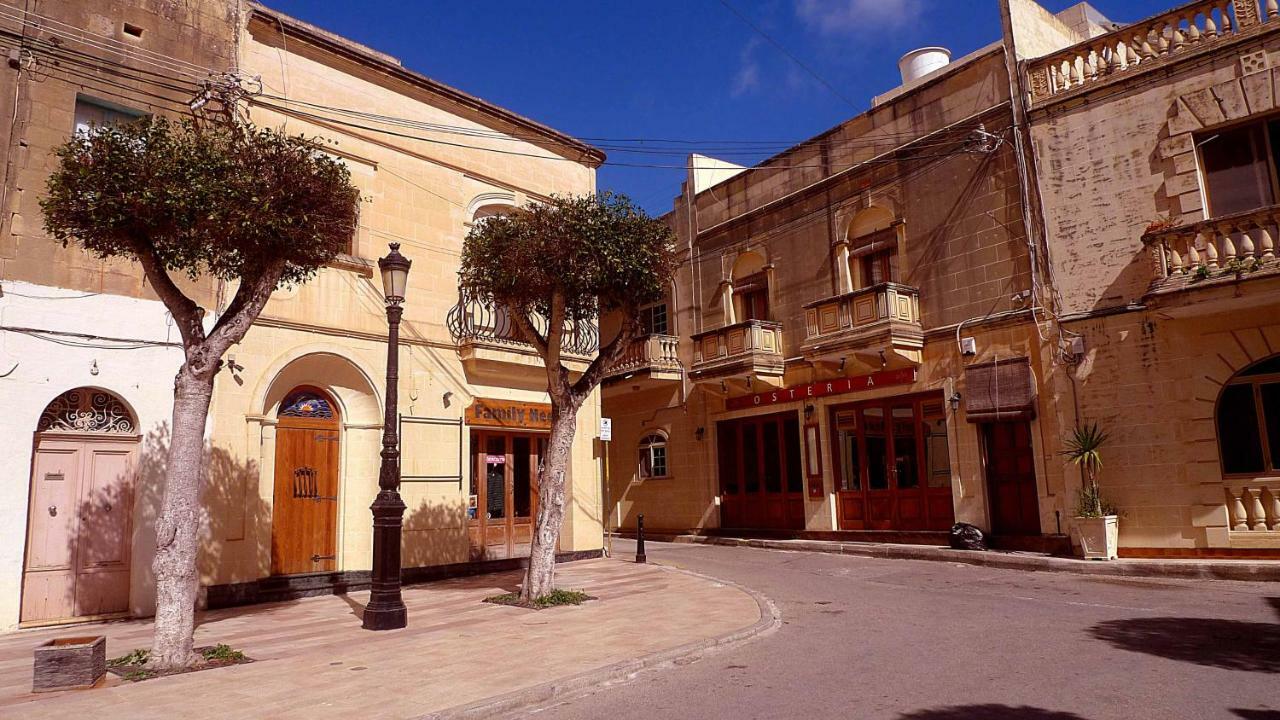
[459,192,679,325]
[40,116,360,287]
[1062,422,1108,479]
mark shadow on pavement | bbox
[1089,617,1280,673]
[899,705,1088,719]
[1232,710,1280,719]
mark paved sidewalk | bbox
[647,533,1280,582]
[0,559,763,720]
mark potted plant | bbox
[1065,423,1118,560]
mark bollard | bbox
[635,514,647,564]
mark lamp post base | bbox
[361,603,407,631]
[363,489,408,631]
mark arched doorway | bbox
[22,388,139,624]
[272,387,342,575]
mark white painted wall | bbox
[0,281,183,630]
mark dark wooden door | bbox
[983,421,1040,535]
[272,393,341,576]
[468,431,540,560]
[717,412,803,530]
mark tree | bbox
[41,116,360,669]
[461,192,678,600]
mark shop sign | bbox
[466,398,553,431]
[725,367,918,411]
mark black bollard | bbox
[635,514,647,564]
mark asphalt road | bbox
[528,540,1280,720]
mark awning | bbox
[964,357,1037,423]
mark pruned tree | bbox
[41,116,359,669]
[461,192,678,600]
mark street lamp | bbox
[363,242,412,631]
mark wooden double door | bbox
[717,412,805,530]
[832,394,954,531]
[22,435,136,624]
[469,431,543,560]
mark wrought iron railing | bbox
[445,292,599,356]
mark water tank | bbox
[898,47,951,84]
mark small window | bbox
[735,273,769,321]
[1199,120,1280,217]
[851,227,899,287]
[73,96,143,136]
[638,432,669,479]
[1217,355,1280,476]
[641,303,669,335]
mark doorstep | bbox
[638,534,1280,582]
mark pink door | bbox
[21,437,136,624]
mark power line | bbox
[715,0,858,111]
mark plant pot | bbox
[33,636,106,692]
[1075,515,1119,561]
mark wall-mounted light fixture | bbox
[695,426,705,441]
[804,404,815,421]
[442,390,453,408]
[948,391,962,411]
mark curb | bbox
[644,534,1280,582]
[416,564,780,720]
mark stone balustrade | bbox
[689,319,784,382]
[606,333,682,379]
[1027,0,1274,103]
[1142,205,1279,284]
[800,282,924,366]
[1226,479,1280,531]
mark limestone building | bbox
[0,0,606,630]
[603,0,1280,558]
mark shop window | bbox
[1217,355,1280,476]
[73,96,143,135]
[641,302,669,335]
[1198,120,1280,218]
[638,432,669,479]
[735,273,769,321]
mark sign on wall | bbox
[466,399,553,431]
[599,417,612,441]
[725,367,918,411]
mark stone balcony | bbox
[1141,204,1280,295]
[446,292,596,376]
[689,319,784,388]
[800,283,923,368]
[1026,0,1277,105]
[1225,477,1280,548]
[603,333,683,389]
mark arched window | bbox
[730,251,769,323]
[1217,355,1280,476]
[638,432,669,479]
[847,207,900,290]
[37,388,136,434]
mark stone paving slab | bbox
[650,534,1280,581]
[0,559,763,719]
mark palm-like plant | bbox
[1064,422,1114,517]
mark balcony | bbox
[689,319,784,388]
[446,293,597,378]
[800,283,923,368]
[1026,0,1276,105]
[603,333,683,389]
[1141,204,1280,296]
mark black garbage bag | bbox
[949,522,987,551]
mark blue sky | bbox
[263,0,1177,214]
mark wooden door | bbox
[22,436,135,624]
[716,413,803,530]
[984,421,1040,535]
[468,431,540,560]
[272,389,341,576]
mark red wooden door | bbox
[984,421,1040,535]
[716,413,803,530]
[272,389,341,576]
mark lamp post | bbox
[363,242,411,631]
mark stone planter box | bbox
[33,636,106,692]
[1076,515,1119,561]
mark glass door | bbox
[469,431,542,560]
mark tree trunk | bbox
[147,362,216,670]
[522,400,579,600]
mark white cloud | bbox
[730,38,763,97]
[794,0,922,35]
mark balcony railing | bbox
[689,319,784,381]
[446,292,598,357]
[802,282,921,346]
[606,333,682,380]
[1142,205,1279,290]
[1225,478,1280,532]
[1026,0,1274,104]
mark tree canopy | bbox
[41,116,359,288]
